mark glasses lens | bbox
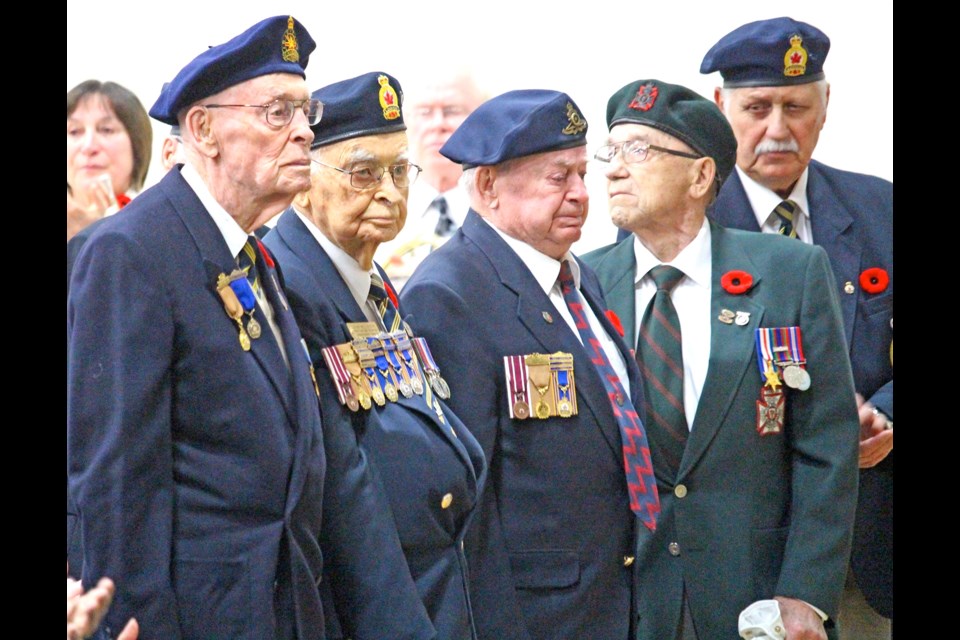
[265,100,295,126]
[622,141,648,164]
[304,100,323,125]
[350,166,384,190]
[390,164,413,188]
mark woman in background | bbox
[67,80,152,242]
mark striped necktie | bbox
[773,200,799,239]
[636,265,687,482]
[558,260,660,530]
[433,195,454,237]
[237,236,261,295]
[368,272,402,333]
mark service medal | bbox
[535,401,551,420]
[358,391,372,410]
[432,374,451,399]
[238,326,251,351]
[372,386,386,406]
[397,378,413,398]
[246,316,262,339]
[756,386,785,435]
[346,395,360,412]
[384,383,399,403]
[411,376,424,395]
[513,400,530,420]
[557,399,573,418]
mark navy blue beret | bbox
[150,15,315,125]
[700,17,830,88]
[440,89,587,168]
[606,79,737,186]
[309,72,406,149]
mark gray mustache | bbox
[754,139,800,154]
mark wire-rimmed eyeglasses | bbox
[312,160,422,190]
[203,98,323,127]
[594,140,701,164]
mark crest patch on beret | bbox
[563,102,587,135]
[281,17,299,63]
[629,83,659,112]
[378,75,401,121]
[783,35,808,77]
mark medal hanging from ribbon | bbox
[227,275,261,341]
[505,355,531,419]
[392,331,425,395]
[381,334,414,398]
[321,344,360,411]
[754,328,788,435]
[756,326,811,391]
[412,337,451,399]
[367,337,399,402]
[354,338,386,406]
[504,352,577,420]
[217,270,254,351]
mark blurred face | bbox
[717,82,828,194]
[305,131,409,264]
[488,146,589,260]
[67,94,135,195]
[406,76,485,188]
[602,124,699,234]
[207,73,314,201]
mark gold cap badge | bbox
[562,102,587,135]
[378,75,401,120]
[281,16,300,63]
[783,34,808,77]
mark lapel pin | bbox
[735,311,751,326]
[542,311,554,324]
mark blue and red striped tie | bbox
[558,260,660,531]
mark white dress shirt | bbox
[487,220,630,396]
[737,166,813,243]
[632,218,713,431]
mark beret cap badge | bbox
[281,16,299,63]
[628,82,659,112]
[783,34,808,77]
[563,102,587,135]
[378,74,402,121]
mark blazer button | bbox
[668,542,680,556]
[623,555,635,567]
[441,493,453,509]
[674,484,687,498]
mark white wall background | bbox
[68,0,892,252]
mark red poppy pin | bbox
[721,270,754,295]
[255,238,275,268]
[605,309,625,338]
[385,280,400,309]
[859,268,889,294]
[115,193,131,209]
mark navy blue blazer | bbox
[584,224,860,639]
[264,209,487,640]
[401,211,644,640]
[710,160,893,617]
[69,168,371,639]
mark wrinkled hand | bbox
[856,393,893,468]
[773,596,826,640]
[67,577,114,640]
[67,180,113,242]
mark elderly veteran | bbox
[701,19,894,636]
[582,79,859,640]
[67,18,432,640]
[400,90,655,640]
[263,71,487,640]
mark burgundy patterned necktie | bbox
[558,260,660,530]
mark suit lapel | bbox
[681,224,766,478]
[596,239,639,347]
[711,172,761,231]
[463,213,623,458]
[170,170,297,424]
[807,162,859,349]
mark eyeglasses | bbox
[312,160,422,190]
[594,140,701,164]
[203,98,323,127]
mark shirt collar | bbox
[180,163,248,259]
[294,208,375,309]
[485,218,578,294]
[736,165,810,229]
[633,217,712,287]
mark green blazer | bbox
[582,222,859,640]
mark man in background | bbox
[376,68,487,289]
[702,17,893,638]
